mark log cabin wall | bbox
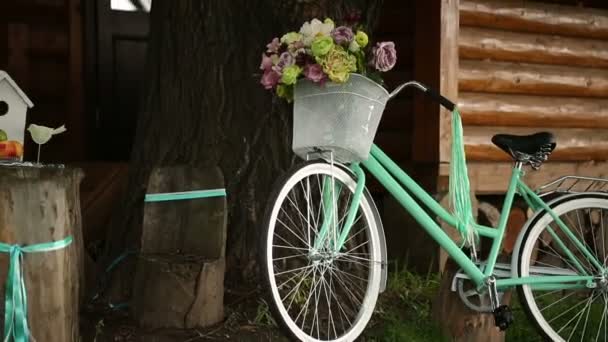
[456,0,608,193]
[0,0,85,163]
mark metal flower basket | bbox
[292,73,390,163]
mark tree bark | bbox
[102,0,384,295]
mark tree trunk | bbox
[102,0,384,299]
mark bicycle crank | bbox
[451,262,510,313]
[487,276,514,331]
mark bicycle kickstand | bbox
[487,276,514,331]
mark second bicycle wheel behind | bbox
[259,161,383,342]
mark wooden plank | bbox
[376,2,415,34]
[378,98,413,131]
[0,3,67,26]
[459,92,608,129]
[439,0,459,164]
[29,24,69,59]
[413,1,441,166]
[460,0,608,39]
[459,59,608,98]
[413,0,458,169]
[463,126,608,161]
[460,26,608,68]
[7,24,30,93]
[28,59,68,99]
[68,0,85,161]
[374,131,410,162]
[443,161,608,194]
[0,23,7,68]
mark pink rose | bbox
[260,69,281,89]
[331,26,354,45]
[266,37,280,53]
[303,64,326,83]
[260,54,273,71]
[371,41,397,72]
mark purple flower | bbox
[303,64,326,83]
[266,37,280,53]
[331,26,354,45]
[259,54,273,71]
[260,69,281,89]
[371,41,397,72]
[274,52,294,72]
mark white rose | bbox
[300,18,334,46]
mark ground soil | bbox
[80,285,289,342]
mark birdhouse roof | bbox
[0,70,34,108]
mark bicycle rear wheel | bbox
[259,161,382,341]
[517,194,608,341]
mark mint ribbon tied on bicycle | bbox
[449,107,479,255]
[0,236,73,342]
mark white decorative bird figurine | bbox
[27,124,67,163]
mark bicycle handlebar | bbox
[388,81,456,112]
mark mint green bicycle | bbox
[259,77,608,342]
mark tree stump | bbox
[132,165,226,329]
[433,196,508,342]
[133,254,225,328]
[0,164,84,342]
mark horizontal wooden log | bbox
[460,26,608,68]
[459,59,608,98]
[463,126,608,161]
[460,0,608,39]
[438,161,608,194]
[458,92,608,129]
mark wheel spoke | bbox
[263,163,381,341]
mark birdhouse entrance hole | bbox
[0,101,8,116]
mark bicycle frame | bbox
[316,143,602,291]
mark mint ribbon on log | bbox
[0,236,73,342]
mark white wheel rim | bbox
[520,197,608,341]
[265,163,382,342]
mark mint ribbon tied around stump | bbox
[0,236,73,342]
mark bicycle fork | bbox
[313,163,366,253]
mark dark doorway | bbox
[84,0,150,161]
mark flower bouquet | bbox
[259,18,397,101]
[259,18,397,162]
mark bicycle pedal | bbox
[493,305,514,331]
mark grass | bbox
[360,261,543,342]
[361,262,449,342]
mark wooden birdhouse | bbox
[0,70,33,161]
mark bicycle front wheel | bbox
[259,161,383,342]
[517,194,608,341]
